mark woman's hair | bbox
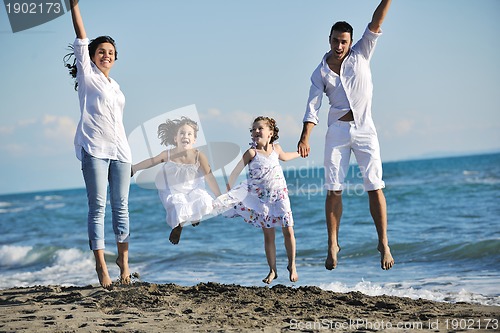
[253,116,279,143]
[63,36,118,91]
[158,116,199,147]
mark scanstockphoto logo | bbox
[128,104,241,190]
[3,0,73,33]
[128,105,242,223]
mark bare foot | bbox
[169,225,183,244]
[262,269,277,284]
[325,244,341,270]
[378,244,394,270]
[96,265,112,290]
[287,265,298,283]
[116,257,131,285]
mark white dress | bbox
[214,146,294,228]
[155,150,214,228]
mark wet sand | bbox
[1,282,499,332]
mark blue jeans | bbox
[81,148,131,250]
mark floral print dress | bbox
[215,146,294,228]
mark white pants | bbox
[323,121,385,192]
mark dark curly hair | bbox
[330,21,354,41]
[252,116,279,143]
[63,36,118,91]
[157,116,199,147]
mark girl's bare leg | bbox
[93,249,112,289]
[116,242,130,284]
[282,226,298,282]
[262,228,277,284]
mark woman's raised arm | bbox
[70,0,86,39]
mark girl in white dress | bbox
[132,117,221,244]
[215,116,300,284]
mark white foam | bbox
[34,195,63,201]
[0,248,96,289]
[0,206,32,214]
[0,245,33,266]
[464,177,500,185]
[43,203,65,210]
[318,279,500,306]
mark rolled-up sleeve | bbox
[303,64,324,125]
[355,25,381,61]
[73,38,91,77]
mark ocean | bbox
[1,153,499,306]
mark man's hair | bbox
[330,21,354,40]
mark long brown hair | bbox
[63,36,118,91]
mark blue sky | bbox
[1,0,499,195]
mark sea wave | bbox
[43,203,66,210]
[0,196,66,214]
[424,239,500,261]
[0,247,96,289]
[34,195,64,201]
[0,245,34,266]
[0,206,34,214]
[464,177,500,185]
[324,239,500,264]
[319,280,500,306]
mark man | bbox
[297,0,394,270]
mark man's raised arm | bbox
[369,0,392,33]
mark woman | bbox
[64,0,131,288]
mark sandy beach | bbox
[1,282,498,332]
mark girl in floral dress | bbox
[215,116,300,284]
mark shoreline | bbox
[1,282,498,332]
